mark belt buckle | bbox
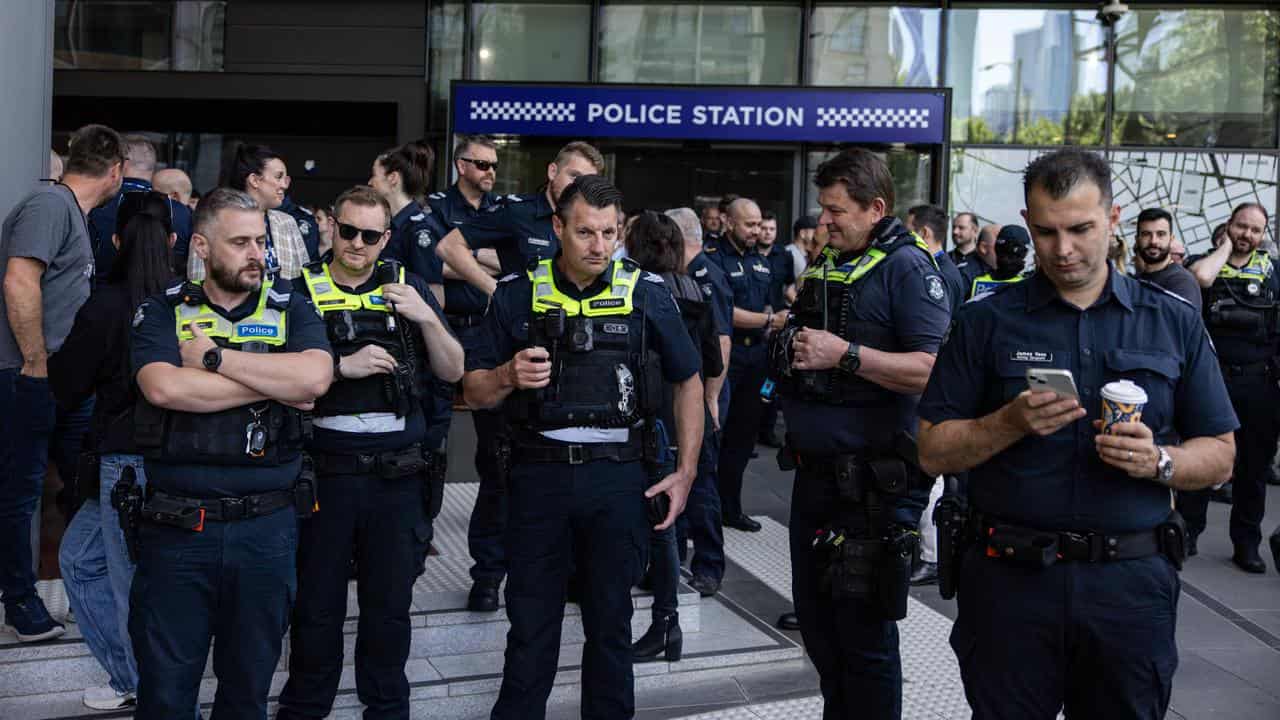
[221,497,246,521]
[1059,531,1094,562]
[568,444,585,465]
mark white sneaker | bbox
[82,685,136,711]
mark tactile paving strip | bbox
[414,482,484,593]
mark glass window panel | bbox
[809,6,940,87]
[805,148,932,219]
[946,9,1107,145]
[54,1,226,71]
[472,2,591,82]
[1113,9,1279,149]
[429,1,464,131]
[599,3,801,85]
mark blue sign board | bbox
[452,83,948,145]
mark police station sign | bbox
[452,82,948,145]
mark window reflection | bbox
[809,6,939,87]
[805,148,932,220]
[947,9,1107,145]
[599,3,800,85]
[54,1,225,71]
[1113,9,1279,148]
[472,2,591,82]
[429,1,464,131]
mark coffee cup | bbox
[1100,380,1147,434]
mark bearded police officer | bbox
[771,149,951,719]
[1185,202,1275,571]
[276,186,464,719]
[918,149,1237,719]
[129,188,334,718]
[463,175,703,719]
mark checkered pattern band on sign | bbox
[469,100,577,123]
[816,107,930,129]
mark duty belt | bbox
[143,485,307,531]
[1219,359,1270,377]
[447,313,485,330]
[514,437,645,465]
[312,444,425,478]
[972,512,1166,565]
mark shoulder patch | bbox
[298,220,311,235]
[643,271,665,284]
[417,229,433,248]
[497,273,521,284]
[965,290,996,304]
[924,274,947,304]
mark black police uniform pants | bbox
[718,342,767,519]
[277,470,430,720]
[950,547,1179,720]
[789,467,903,720]
[491,458,649,720]
[1177,370,1279,550]
[129,506,297,719]
[468,408,509,584]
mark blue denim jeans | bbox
[59,454,146,694]
[0,370,58,609]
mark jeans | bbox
[59,454,146,694]
[0,370,58,608]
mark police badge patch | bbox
[926,274,946,303]
[299,221,311,235]
[417,229,432,248]
[132,304,146,328]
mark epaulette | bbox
[302,257,326,273]
[265,279,292,310]
[409,212,426,222]
[643,271,665,284]
[428,191,446,200]
[693,267,708,278]
[497,273,521,284]
[703,245,717,253]
[505,194,525,202]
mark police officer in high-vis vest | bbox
[1185,202,1277,571]
[771,150,951,719]
[463,176,703,719]
[129,188,334,718]
[276,186,464,719]
[969,225,1031,299]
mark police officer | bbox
[917,149,1237,719]
[462,176,703,719]
[436,141,606,296]
[968,225,1032,298]
[955,223,999,296]
[772,149,950,719]
[425,135,511,611]
[705,197,783,539]
[279,194,319,261]
[129,188,334,718]
[1184,202,1276,571]
[701,205,724,244]
[277,186,464,719]
[906,204,966,316]
[88,135,192,279]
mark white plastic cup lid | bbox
[1101,379,1147,405]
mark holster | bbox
[932,476,968,600]
[1156,510,1188,571]
[110,465,143,564]
[983,523,1060,569]
[422,448,447,520]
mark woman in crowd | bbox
[53,192,177,712]
[311,204,335,258]
[188,143,311,280]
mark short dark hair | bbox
[626,211,683,274]
[554,141,606,172]
[793,215,817,236]
[333,184,392,228]
[555,174,624,222]
[907,204,948,241]
[193,187,260,239]
[1230,202,1269,226]
[761,210,778,223]
[454,134,497,159]
[953,211,978,227]
[1136,207,1173,232]
[377,144,428,199]
[813,148,895,213]
[1022,149,1112,207]
[64,124,125,177]
[1212,222,1229,241]
[223,143,282,192]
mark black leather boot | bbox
[632,612,682,662]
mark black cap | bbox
[793,215,818,234]
[995,225,1030,254]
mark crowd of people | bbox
[0,123,1275,720]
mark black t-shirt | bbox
[1137,263,1203,314]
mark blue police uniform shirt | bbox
[918,270,1239,535]
[464,259,701,405]
[686,251,732,340]
[934,250,967,316]
[383,200,448,287]
[291,268,451,456]
[457,192,559,277]
[427,185,498,318]
[130,278,333,499]
[89,177,193,281]
[955,256,992,299]
[759,243,796,309]
[279,195,319,260]
[703,237,772,335]
[779,240,952,458]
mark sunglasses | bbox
[458,157,499,172]
[335,221,386,245]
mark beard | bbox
[1140,245,1169,264]
[208,256,263,293]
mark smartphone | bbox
[1025,367,1079,400]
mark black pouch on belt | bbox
[295,454,317,518]
[985,524,1059,569]
[1156,510,1188,571]
[380,446,427,479]
[877,526,917,621]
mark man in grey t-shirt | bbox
[0,125,123,644]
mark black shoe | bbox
[1232,545,1266,574]
[466,580,501,612]
[910,561,939,586]
[758,431,783,448]
[724,514,762,532]
[1268,469,1280,486]
[688,574,721,597]
[633,612,682,662]
[749,450,760,459]
[1187,534,1198,558]
[1210,483,1234,504]
[776,612,801,631]
[1269,530,1280,573]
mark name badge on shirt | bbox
[1010,350,1054,363]
[528,237,550,247]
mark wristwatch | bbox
[202,345,223,373]
[838,343,861,375]
[1154,446,1174,485]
